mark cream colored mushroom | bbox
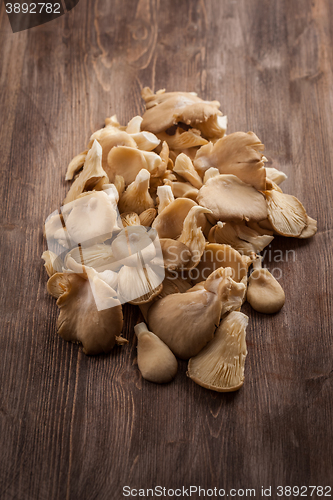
[247,255,285,313]
[194,131,266,191]
[131,131,161,151]
[111,226,156,267]
[62,191,118,245]
[117,264,163,305]
[55,272,124,355]
[298,216,317,239]
[64,140,109,205]
[64,243,119,273]
[106,146,164,185]
[173,153,203,189]
[203,167,219,184]
[264,190,308,237]
[208,221,274,256]
[148,267,236,359]
[189,243,250,285]
[187,311,248,392]
[141,88,222,134]
[197,174,268,222]
[159,239,192,270]
[156,128,208,150]
[118,169,154,215]
[42,250,63,277]
[168,181,199,201]
[120,212,141,227]
[195,114,228,140]
[178,206,212,268]
[126,116,143,134]
[134,322,178,384]
[65,150,88,181]
[157,185,174,214]
[152,198,203,239]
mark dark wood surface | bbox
[0,0,332,498]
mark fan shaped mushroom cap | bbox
[197,174,268,222]
[169,181,199,201]
[187,311,248,392]
[117,264,163,305]
[64,140,109,205]
[196,114,228,140]
[141,88,222,134]
[194,131,266,191]
[159,239,192,270]
[189,243,250,284]
[152,198,203,239]
[111,226,157,267]
[118,168,154,215]
[208,221,274,256]
[55,272,123,355]
[62,191,118,245]
[156,128,208,150]
[264,190,307,237]
[178,206,212,269]
[247,256,285,313]
[134,322,178,383]
[147,267,234,359]
[130,131,161,151]
[173,153,203,189]
[106,146,163,185]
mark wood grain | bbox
[0,0,332,498]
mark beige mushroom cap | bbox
[152,198,204,239]
[187,311,248,392]
[141,88,222,134]
[197,174,268,222]
[264,190,307,237]
[159,238,192,270]
[56,272,123,355]
[134,322,178,384]
[147,267,233,359]
[247,257,285,314]
[194,131,266,191]
[118,168,154,215]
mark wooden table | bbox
[1,0,332,498]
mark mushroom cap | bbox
[187,311,248,392]
[159,238,192,270]
[139,208,157,227]
[134,322,178,384]
[189,243,250,284]
[111,226,157,267]
[194,131,266,191]
[141,88,221,134]
[298,216,317,239]
[56,273,123,355]
[152,198,205,239]
[118,168,154,215]
[147,268,232,359]
[247,268,285,314]
[106,146,163,185]
[265,167,288,186]
[64,243,119,273]
[117,264,163,305]
[197,174,268,222]
[156,128,208,150]
[264,190,307,237]
[62,191,118,245]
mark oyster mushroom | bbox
[141,88,222,134]
[168,181,199,201]
[189,243,250,285]
[156,128,208,150]
[264,190,308,237]
[203,167,220,184]
[64,140,109,205]
[159,239,192,270]
[64,243,119,273]
[178,206,213,268]
[62,191,118,245]
[157,185,174,214]
[194,131,266,191]
[147,267,236,359]
[197,174,268,222]
[117,264,163,305]
[65,150,88,181]
[298,216,317,239]
[152,198,204,239]
[187,311,248,392]
[131,131,161,151]
[134,322,178,384]
[118,169,154,215]
[196,114,228,140]
[208,221,274,256]
[42,250,63,277]
[120,212,141,227]
[106,146,164,185]
[247,255,285,314]
[126,115,143,134]
[55,272,124,355]
[173,153,203,189]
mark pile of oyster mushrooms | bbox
[42,88,317,392]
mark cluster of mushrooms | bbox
[42,88,317,392]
